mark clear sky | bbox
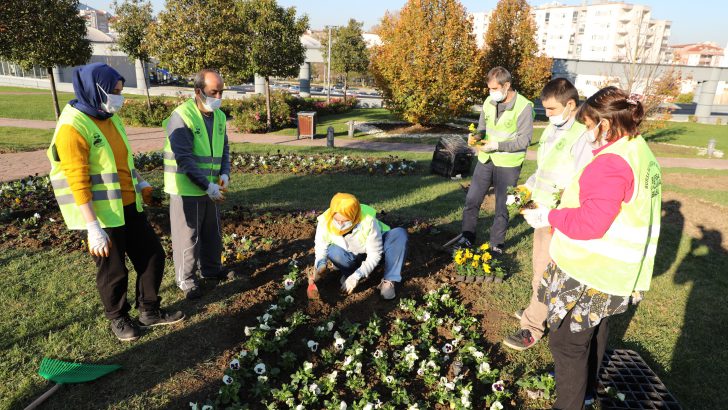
[82,0,727,46]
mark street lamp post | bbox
[327,26,332,103]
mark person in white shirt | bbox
[503,78,595,352]
[310,193,408,300]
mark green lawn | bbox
[2,129,727,407]
[0,86,146,122]
[0,127,54,153]
[643,121,728,150]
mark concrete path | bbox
[2,117,727,182]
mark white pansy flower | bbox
[308,383,320,395]
[327,321,335,331]
[307,340,319,352]
[285,295,294,303]
[229,359,240,370]
[478,362,491,374]
[442,343,454,354]
[339,401,347,410]
[384,375,394,384]
[244,326,254,336]
[304,361,313,371]
[257,375,268,383]
[492,380,505,392]
[441,293,450,302]
[296,405,304,410]
[452,325,462,333]
[343,355,353,366]
[254,363,266,374]
[222,375,233,385]
[267,304,278,312]
[284,278,295,290]
[328,370,338,382]
[202,406,213,410]
[373,349,383,359]
[259,323,270,331]
[490,401,504,410]
[363,404,373,410]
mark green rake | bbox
[24,357,121,410]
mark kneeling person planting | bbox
[311,193,408,300]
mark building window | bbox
[545,12,550,23]
[572,11,578,23]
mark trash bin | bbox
[297,111,317,140]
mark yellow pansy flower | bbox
[479,242,490,251]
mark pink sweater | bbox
[548,139,634,240]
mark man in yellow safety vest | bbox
[163,69,232,300]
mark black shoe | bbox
[502,329,538,351]
[184,286,202,300]
[442,233,473,253]
[110,315,140,342]
[138,309,185,328]
[201,269,236,281]
[490,245,505,256]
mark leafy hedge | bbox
[120,93,358,133]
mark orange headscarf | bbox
[323,193,361,236]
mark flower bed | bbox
[452,244,506,284]
[192,264,513,409]
[231,152,417,175]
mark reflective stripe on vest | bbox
[162,99,226,196]
[530,121,587,208]
[46,105,143,230]
[549,135,662,296]
[318,204,391,247]
[478,93,534,167]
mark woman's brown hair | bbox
[576,86,645,143]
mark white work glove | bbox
[480,140,498,152]
[86,220,111,257]
[506,195,517,206]
[219,174,229,191]
[340,273,360,295]
[521,207,552,229]
[206,182,225,201]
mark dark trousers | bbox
[462,160,521,245]
[549,309,610,410]
[93,205,165,320]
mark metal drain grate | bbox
[598,349,681,409]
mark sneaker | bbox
[442,233,473,254]
[513,309,524,320]
[378,280,396,300]
[201,270,235,281]
[138,309,186,328]
[502,329,538,351]
[184,286,202,300]
[110,315,140,342]
[584,393,595,407]
[490,245,505,256]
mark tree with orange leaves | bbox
[370,0,483,125]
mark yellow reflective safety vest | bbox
[163,99,226,196]
[318,204,391,246]
[478,93,534,167]
[47,105,143,230]
[549,136,662,296]
[530,121,587,208]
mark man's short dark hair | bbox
[194,69,221,91]
[541,77,579,106]
[487,66,512,86]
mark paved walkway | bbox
[1,117,727,182]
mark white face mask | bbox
[333,220,353,232]
[490,84,508,103]
[200,91,222,111]
[548,105,572,127]
[97,84,124,113]
[586,120,606,143]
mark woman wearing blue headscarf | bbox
[46,63,184,341]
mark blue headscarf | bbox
[69,63,125,120]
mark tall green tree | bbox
[482,0,552,101]
[0,0,91,119]
[370,0,483,124]
[146,0,247,83]
[237,0,309,130]
[111,0,154,109]
[321,19,369,102]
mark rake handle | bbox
[24,383,61,410]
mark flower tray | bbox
[598,349,681,409]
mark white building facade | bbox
[470,2,670,64]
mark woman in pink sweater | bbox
[522,86,662,409]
